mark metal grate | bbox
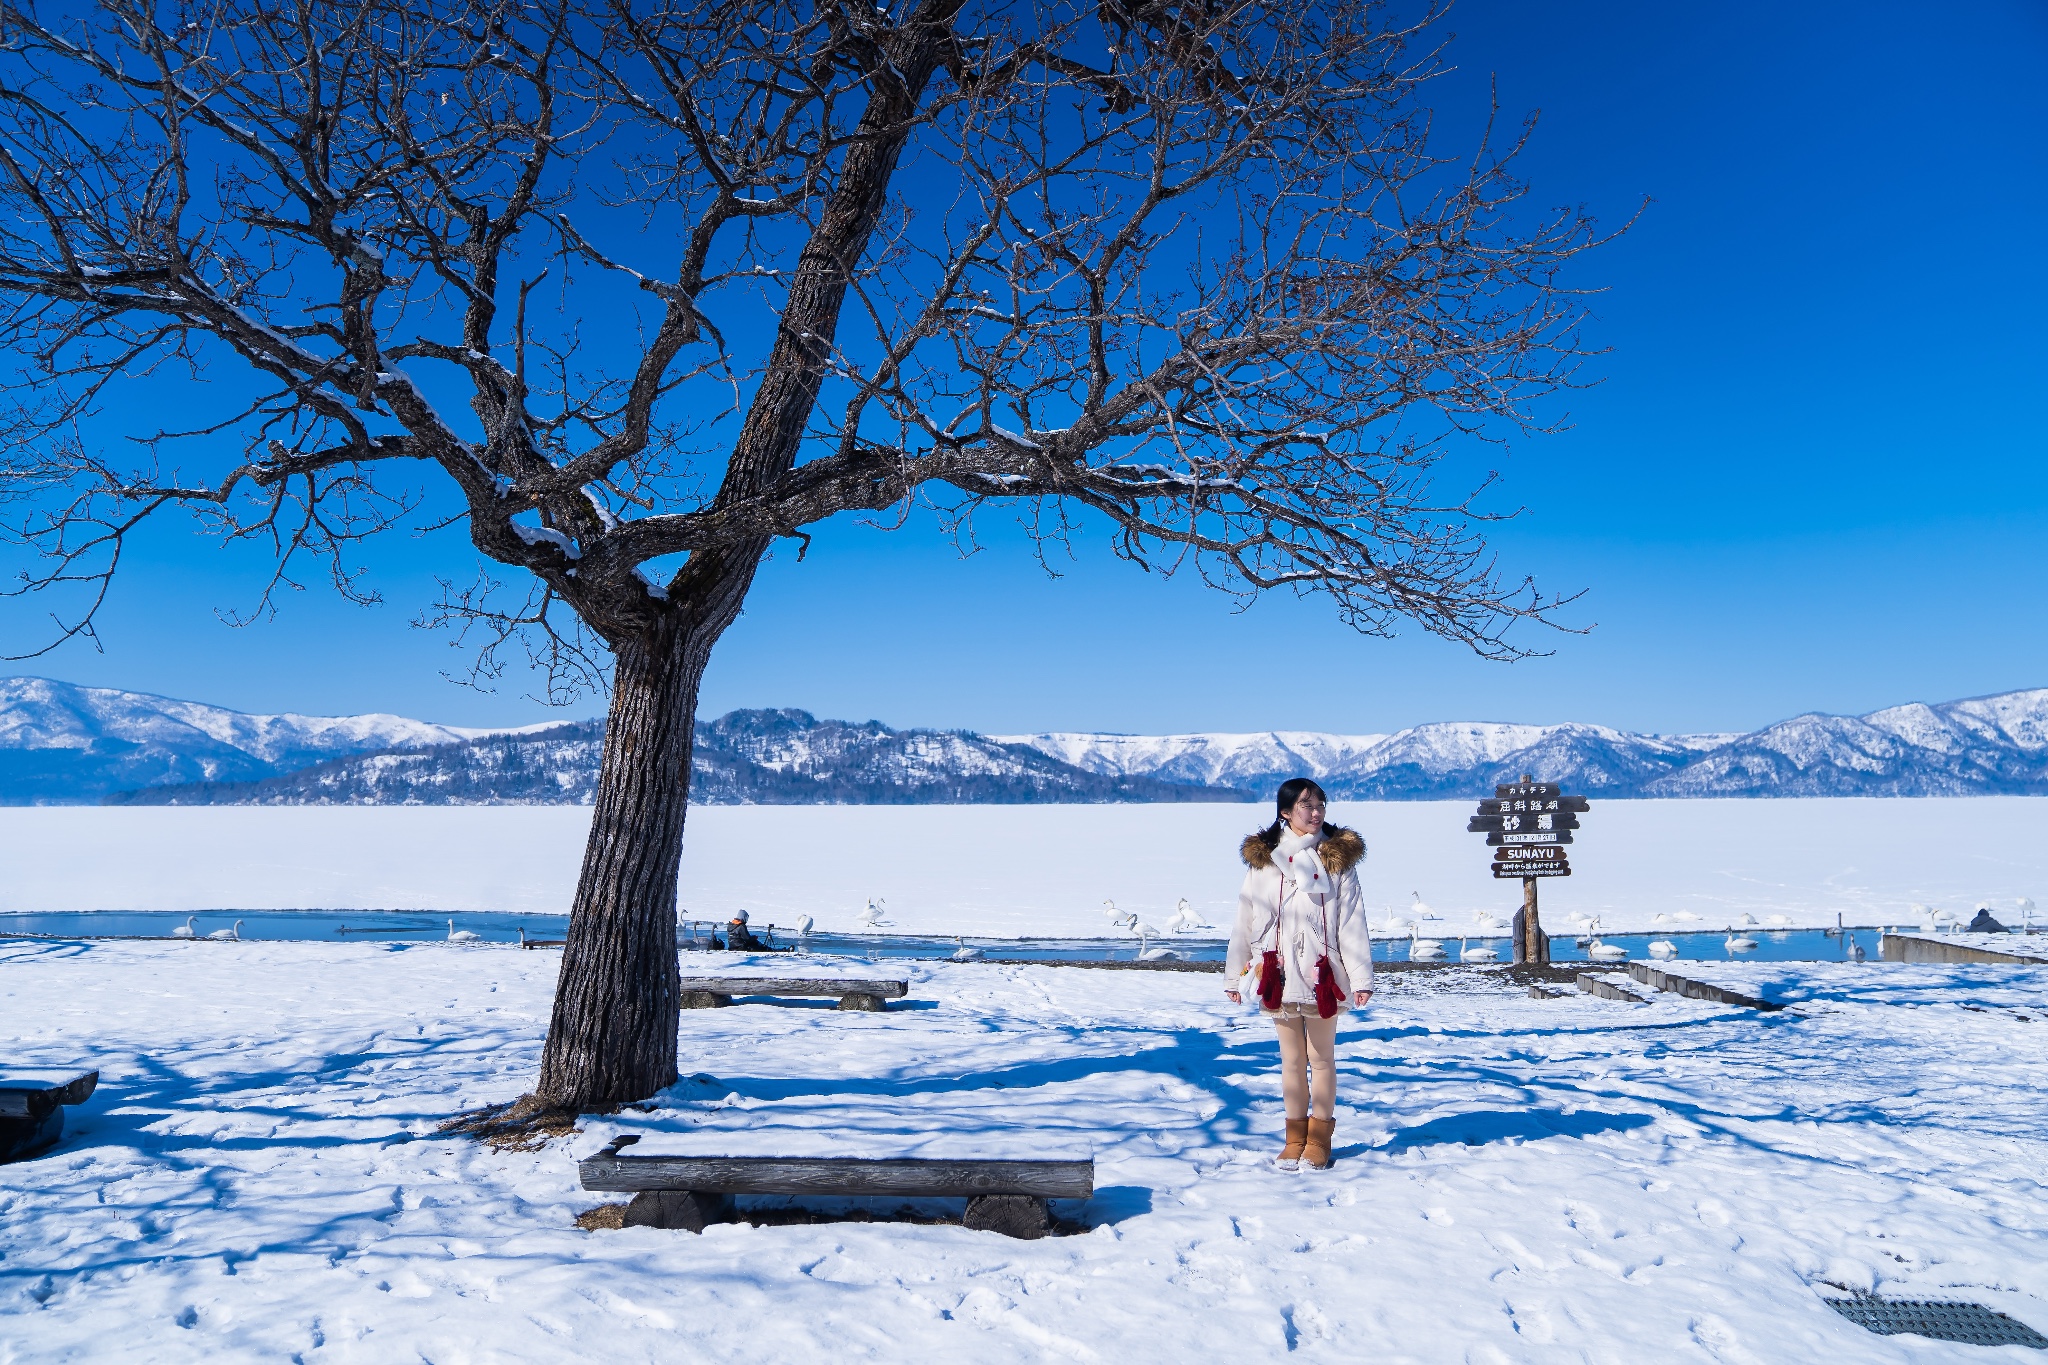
[1824,1297,2048,1349]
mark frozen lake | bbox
[0,798,2041,938]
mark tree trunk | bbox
[535,624,706,1108]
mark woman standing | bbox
[1225,778,1374,1170]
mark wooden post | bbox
[1519,773,1548,963]
[1522,874,1548,963]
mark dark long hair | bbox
[1253,777,1329,848]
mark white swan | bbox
[1588,937,1628,962]
[447,919,481,943]
[1409,924,1446,961]
[950,936,983,962]
[207,919,244,941]
[1848,936,1866,964]
[1738,913,1759,926]
[1130,921,1161,956]
[1725,932,1758,952]
[1648,939,1678,959]
[1460,937,1499,962]
[1764,914,1793,927]
[793,913,814,937]
[1473,911,1505,931]
[1410,891,1438,922]
[1103,899,1141,931]
[172,915,197,939]
[1166,898,1209,933]
[857,897,889,930]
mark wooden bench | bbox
[0,1069,98,1163]
[580,1139,1094,1239]
[678,976,909,1012]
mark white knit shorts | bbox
[1261,1002,1347,1020]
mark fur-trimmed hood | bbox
[1240,824,1365,877]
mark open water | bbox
[0,909,1954,964]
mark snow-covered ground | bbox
[4,939,2047,1361]
[2,799,2042,937]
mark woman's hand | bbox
[1224,990,1242,1004]
[1353,990,1373,1006]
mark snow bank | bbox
[1,798,2043,936]
[4,940,2047,1361]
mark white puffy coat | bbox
[1225,823,1374,1010]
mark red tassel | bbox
[1258,949,1285,1010]
[1313,954,1340,1018]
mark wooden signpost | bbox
[1467,776,1592,964]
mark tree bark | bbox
[535,628,700,1106]
[537,544,761,1108]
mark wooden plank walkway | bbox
[1626,962,1781,1011]
[1881,932,2048,966]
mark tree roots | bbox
[438,1094,583,1152]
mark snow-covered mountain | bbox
[990,730,1386,792]
[9,676,2046,803]
[109,709,1248,806]
[1644,692,2048,797]
[996,719,1701,797]
[995,689,2048,799]
[0,676,542,803]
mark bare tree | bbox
[0,0,1603,1109]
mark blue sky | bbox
[17,0,2047,736]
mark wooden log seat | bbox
[677,975,910,1012]
[579,1146,1095,1240]
[0,1069,99,1163]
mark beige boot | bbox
[1276,1118,1309,1170]
[1304,1117,1336,1170]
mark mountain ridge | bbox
[104,709,1249,806]
[0,676,550,803]
[4,675,2044,803]
[994,688,2048,799]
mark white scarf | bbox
[1274,824,1331,901]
